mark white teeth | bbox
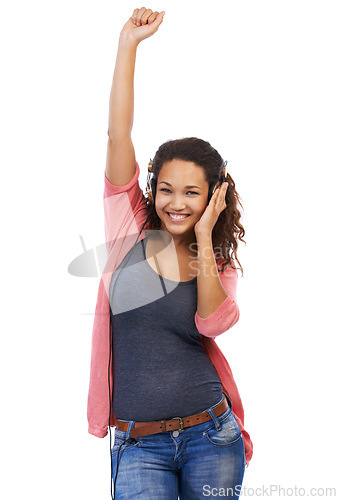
[168,213,189,220]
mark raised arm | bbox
[105,7,165,186]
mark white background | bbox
[1,0,336,498]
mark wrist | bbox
[118,32,139,51]
[195,231,212,242]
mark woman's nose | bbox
[169,196,187,211]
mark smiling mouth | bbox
[166,212,191,221]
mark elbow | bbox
[211,302,240,338]
[229,300,240,327]
[88,422,108,438]
[195,299,240,338]
[228,302,240,330]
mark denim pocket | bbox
[111,434,141,458]
[204,409,242,447]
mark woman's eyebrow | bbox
[159,181,201,189]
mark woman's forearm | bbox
[195,233,229,319]
[108,35,138,141]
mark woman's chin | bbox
[159,220,196,238]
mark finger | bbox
[148,11,159,24]
[214,195,226,213]
[220,182,228,196]
[136,7,147,25]
[143,11,165,33]
[132,8,139,23]
[220,184,228,208]
[219,184,228,203]
[215,185,223,196]
[215,186,226,207]
[210,187,221,205]
[140,8,153,25]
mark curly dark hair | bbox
[144,137,246,276]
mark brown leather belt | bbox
[116,397,229,439]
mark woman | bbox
[87,7,253,499]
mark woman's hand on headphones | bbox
[120,8,165,45]
[194,183,229,238]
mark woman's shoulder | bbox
[104,161,143,199]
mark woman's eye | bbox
[159,189,198,195]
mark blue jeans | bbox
[110,392,245,499]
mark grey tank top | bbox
[109,233,223,421]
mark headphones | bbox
[146,159,228,205]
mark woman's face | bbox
[155,159,209,237]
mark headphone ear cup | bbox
[208,180,223,203]
[150,177,157,203]
[207,184,214,204]
[208,182,219,204]
[146,179,153,203]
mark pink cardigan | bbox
[87,161,253,467]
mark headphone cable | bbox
[108,206,153,499]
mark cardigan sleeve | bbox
[103,161,148,253]
[194,261,240,338]
[87,162,148,438]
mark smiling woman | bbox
[87,6,252,500]
[154,159,209,242]
[146,138,246,275]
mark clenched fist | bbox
[120,7,165,45]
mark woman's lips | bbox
[166,212,191,222]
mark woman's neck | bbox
[158,224,197,252]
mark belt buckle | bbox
[172,416,184,431]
